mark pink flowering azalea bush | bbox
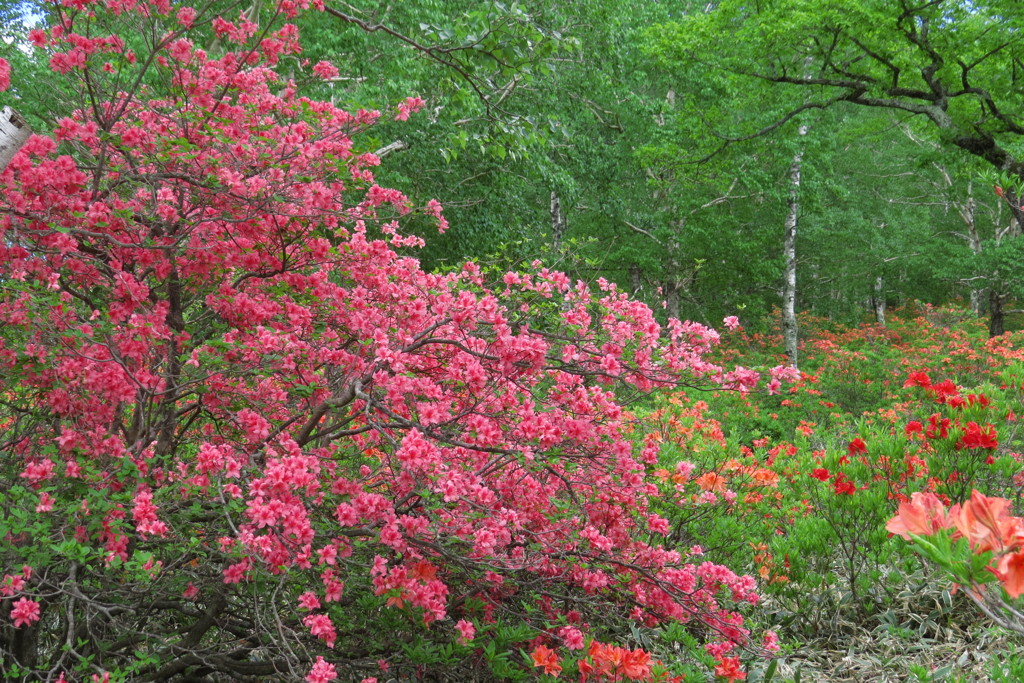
[0,1,764,679]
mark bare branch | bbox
[374,140,408,157]
[623,220,664,246]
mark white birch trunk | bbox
[782,123,807,368]
[873,275,886,326]
[0,107,32,172]
[960,182,983,317]
[550,191,566,255]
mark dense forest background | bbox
[7,0,1024,343]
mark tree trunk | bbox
[782,123,807,367]
[550,191,566,255]
[664,228,684,321]
[629,263,643,296]
[960,181,983,317]
[989,289,1006,337]
[873,275,886,326]
[664,279,681,322]
[988,210,1021,337]
[0,107,32,171]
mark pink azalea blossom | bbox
[306,656,337,683]
[455,619,475,644]
[10,598,41,628]
[298,591,321,610]
[312,60,339,80]
[394,96,426,121]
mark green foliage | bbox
[991,651,1024,682]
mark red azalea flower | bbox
[967,393,991,407]
[957,422,998,450]
[833,473,856,496]
[904,371,932,388]
[929,379,960,404]
[926,413,950,439]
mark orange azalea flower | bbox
[886,491,951,540]
[589,641,623,669]
[950,490,1015,553]
[582,641,621,679]
[581,641,653,681]
[750,468,779,488]
[621,648,652,680]
[995,551,1024,599]
[531,645,562,677]
[385,591,406,609]
[694,471,728,493]
[966,490,1013,539]
[714,656,746,682]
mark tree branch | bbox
[323,6,496,115]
